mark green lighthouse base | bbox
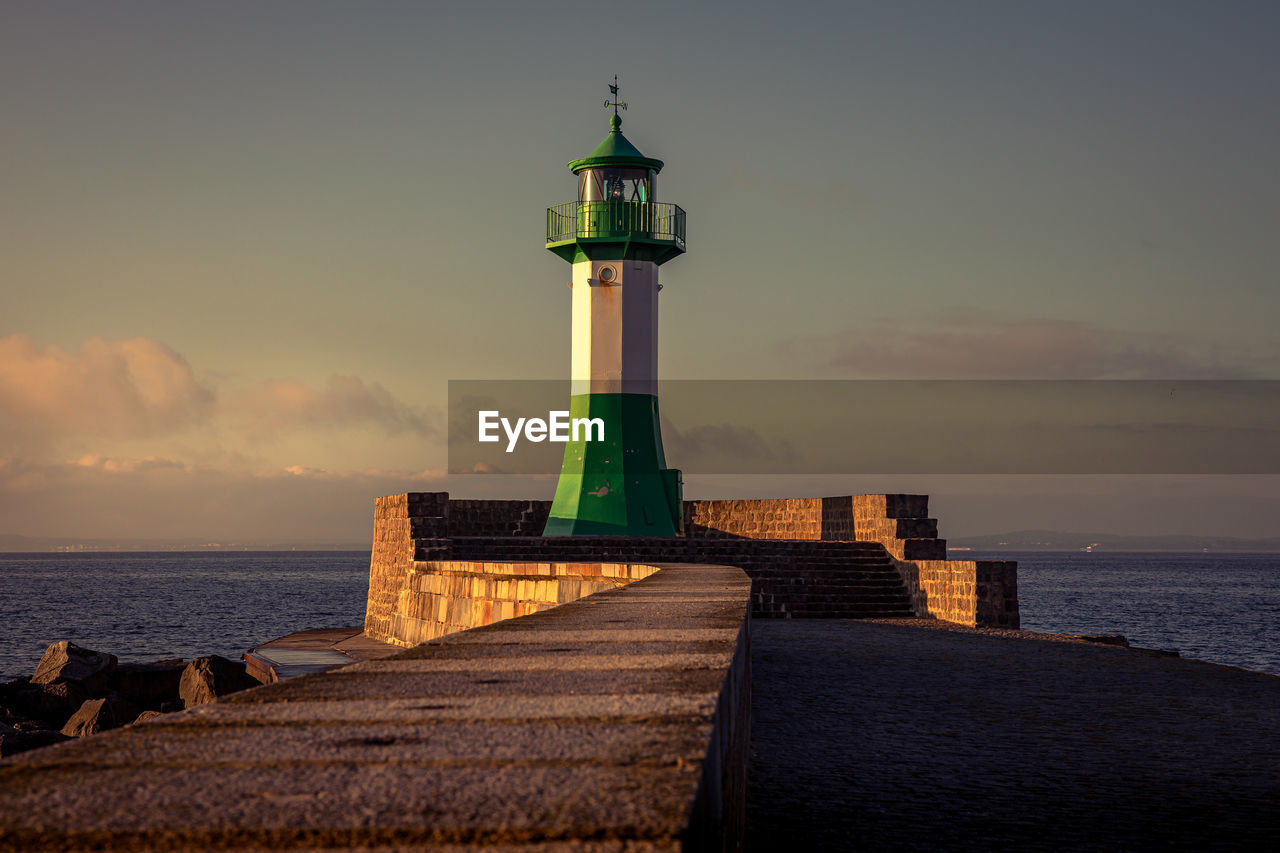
[542,393,683,537]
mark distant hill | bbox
[949,530,1280,553]
[0,534,367,552]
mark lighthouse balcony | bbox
[546,201,686,263]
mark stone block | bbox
[902,539,947,560]
[406,491,450,516]
[61,694,138,738]
[110,661,185,709]
[32,642,118,694]
[179,656,261,709]
[0,724,69,758]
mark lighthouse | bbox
[542,80,686,536]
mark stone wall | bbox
[370,559,660,647]
[448,499,550,537]
[891,558,1020,628]
[849,494,946,560]
[368,491,1018,631]
[679,493,1019,626]
[367,491,665,647]
[684,498,825,539]
[682,494,945,559]
[364,493,445,641]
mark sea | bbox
[0,551,369,682]
[968,550,1280,676]
[1,550,1277,681]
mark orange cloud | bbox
[71,454,192,474]
[0,334,214,439]
[0,335,440,463]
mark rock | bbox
[130,710,166,726]
[10,720,50,733]
[1,681,86,726]
[29,681,88,721]
[60,694,138,738]
[179,656,259,708]
[32,642,117,693]
[0,723,70,758]
[0,676,29,704]
[110,660,185,709]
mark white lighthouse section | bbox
[569,258,660,397]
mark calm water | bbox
[967,550,1280,676]
[0,551,369,681]
[1,550,1277,681]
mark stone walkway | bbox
[0,565,751,851]
[747,619,1280,852]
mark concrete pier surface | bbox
[747,619,1280,852]
[0,564,752,851]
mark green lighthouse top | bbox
[545,77,685,265]
[567,78,664,174]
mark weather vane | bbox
[603,75,627,118]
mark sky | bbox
[2,1,1279,544]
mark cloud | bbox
[0,334,214,439]
[71,453,192,474]
[225,375,437,437]
[0,455,453,543]
[0,335,440,461]
[782,316,1273,379]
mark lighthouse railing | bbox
[547,201,685,249]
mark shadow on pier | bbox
[746,619,1280,851]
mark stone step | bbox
[753,588,909,600]
[783,609,914,619]
[740,559,895,565]
[753,589,909,602]
[753,597,910,608]
[781,601,914,612]
[749,577,904,586]
[753,587,907,599]
[747,578,903,588]
[745,568,901,577]
[753,584,907,595]
[749,606,915,619]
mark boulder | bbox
[60,694,138,738]
[129,710,166,726]
[0,723,70,758]
[110,660,185,709]
[32,642,117,693]
[0,676,29,704]
[10,720,51,733]
[1,681,86,726]
[179,656,259,708]
[0,678,29,721]
[30,681,88,721]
